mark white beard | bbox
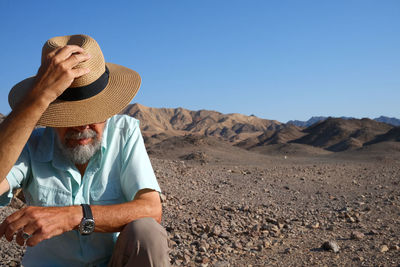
[56,129,102,165]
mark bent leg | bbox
[108,217,170,267]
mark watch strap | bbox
[81,204,93,219]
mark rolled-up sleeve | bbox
[0,146,31,206]
[120,120,160,201]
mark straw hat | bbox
[8,34,141,127]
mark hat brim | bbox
[9,63,141,127]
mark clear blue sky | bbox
[0,0,399,123]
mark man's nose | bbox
[71,125,90,131]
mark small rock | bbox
[211,225,222,236]
[220,232,230,239]
[380,245,389,253]
[353,256,364,262]
[159,193,167,203]
[261,223,269,231]
[347,216,356,223]
[367,229,379,235]
[251,224,260,232]
[201,257,210,264]
[267,224,280,233]
[265,218,278,225]
[283,247,291,254]
[263,240,272,249]
[321,241,340,253]
[350,231,364,240]
[389,245,399,251]
[233,241,242,249]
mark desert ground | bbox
[0,134,399,267]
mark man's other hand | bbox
[0,206,80,246]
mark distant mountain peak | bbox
[374,116,400,126]
[287,116,399,127]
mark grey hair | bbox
[56,128,102,165]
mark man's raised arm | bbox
[0,45,90,193]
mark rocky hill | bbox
[365,126,400,145]
[292,118,393,152]
[122,104,282,144]
[122,104,399,153]
[236,124,305,149]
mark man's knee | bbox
[109,217,170,267]
[123,217,167,244]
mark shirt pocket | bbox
[36,185,72,207]
[90,179,123,205]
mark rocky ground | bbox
[156,155,400,267]
[0,140,399,266]
[0,205,25,267]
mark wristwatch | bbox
[79,204,95,235]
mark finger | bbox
[63,53,91,69]
[70,67,91,78]
[26,234,39,247]
[2,207,31,241]
[26,228,51,247]
[20,222,36,239]
[46,46,63,59]
[26,231,41,247]
[4,216,29,241]
[0,210,25,239]
[55,45,86,61]
[0,220,8,237]
[15,230,25,246]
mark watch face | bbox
[80,219,95,234]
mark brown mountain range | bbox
[122,104,399,153]
[122,103,282,144]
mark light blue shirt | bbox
[1,115,161,267]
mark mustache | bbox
[64,129,97,140]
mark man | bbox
[0,34,170,266]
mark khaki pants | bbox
[108,217,170,267]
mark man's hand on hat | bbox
[0,205,81,247]
[32,45,91,104]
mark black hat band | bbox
[57,66,110,101]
